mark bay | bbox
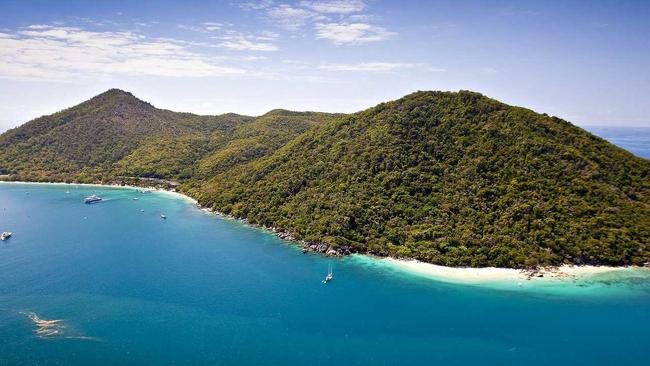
[0,183,649,365]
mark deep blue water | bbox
[585,126,650,159]
[1,183,649,365]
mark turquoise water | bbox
[1,183,649,365]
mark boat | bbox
[323,263,333,283]
[1,231,12,241]
[133,197,139,201]
[84,194,103,204]
[160,214,167,219]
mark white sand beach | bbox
[383,257,644,285]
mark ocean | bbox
[584,126,650,159]
[0,183,649,365]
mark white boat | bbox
[323,263,333,283]
[160,214,167,219]
[1,231,12,241]
[84,194,102,204]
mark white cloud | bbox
[240,0,393,44]
[267,5,318,30]
[0,25,245,81]
[203,22,224,31]
[215,30,279,51]
[300,0,365,14]
[255,30,280,41]
[218,37,278,51]
[238,0,275,11]
[26,24,52,30]
[319,62,419,72]
[315,22,396,44]
[178,22,232,33]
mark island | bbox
[1,89,648,269]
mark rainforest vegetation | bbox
[1,89,648,268]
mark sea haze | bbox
[585,126,650,159]
[0,183,649,365]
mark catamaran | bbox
[84,194,103,204]
[323,263,333,283]
[1,231,12,241]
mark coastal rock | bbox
[326,249,341,257]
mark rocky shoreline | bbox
[197,207,349,257]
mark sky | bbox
[0,0,649,132]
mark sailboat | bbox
[323,263,333,283]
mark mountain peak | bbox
[101,88,135,97]
[90,88,145,104]
[77,88,156,115]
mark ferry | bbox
[84,194,103,204]
[1,231,12,241]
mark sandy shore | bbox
[0,180,198,204]
[384,258,526,283]
[383,257,646,284]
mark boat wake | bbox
[20,311,99,341]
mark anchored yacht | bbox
[84,194,103,204]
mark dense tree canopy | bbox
[194,91,649,268]
[1,89,648,268]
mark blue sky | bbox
[0,0,648,131]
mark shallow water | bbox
[1,183,649,365]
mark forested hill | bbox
[1,89,648,268]
[0,89,248,180]
[194,91,650,268]
[0,89,340,182]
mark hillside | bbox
[194,91,650,268]
[0,89,337,183]
[194,109,345,179]
[114,110,342,181]
[0,89,245,181]
[1,89,648,268]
